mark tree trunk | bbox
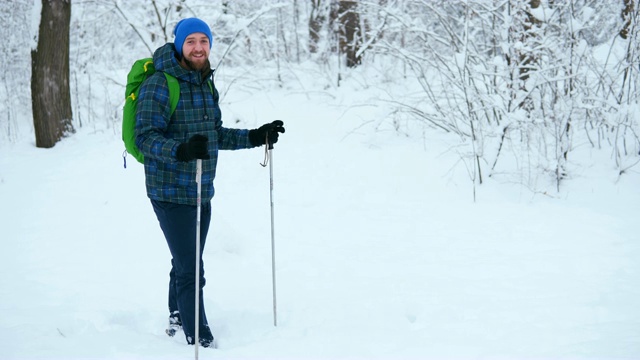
[338,0,361,67]
[309,0,324,53]
[620,0,634,39]
[31,0,73,149]
[519,0,541,82]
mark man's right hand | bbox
[176,134,210,162]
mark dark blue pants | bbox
[151,199,212,342]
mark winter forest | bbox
[2,0,639,194]
[2,1,640,358]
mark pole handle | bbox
[267,131,274,150]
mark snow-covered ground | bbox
[1,80,639,359]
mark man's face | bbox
[181,33,210,71]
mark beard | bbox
[183,56,211,73]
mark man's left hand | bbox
[249,120,286,147]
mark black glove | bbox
[249,120,285,147]
[176,134,210,162]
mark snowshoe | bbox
[186,325,215,348]
[165,311,182,337]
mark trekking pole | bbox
[260,135,277,327]
[268,141,277,327]
[194,159,203,359]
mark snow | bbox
[2,71,640,359]
[30,0,41,51]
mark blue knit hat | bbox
[173,18,212,57]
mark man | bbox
[135,17,285,347]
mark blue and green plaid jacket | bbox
[135,43,255,205]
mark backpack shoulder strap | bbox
[163,72,180,115]
[207,79,219,103]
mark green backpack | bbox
[122,58,179,167]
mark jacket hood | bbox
[153,43,212,85]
